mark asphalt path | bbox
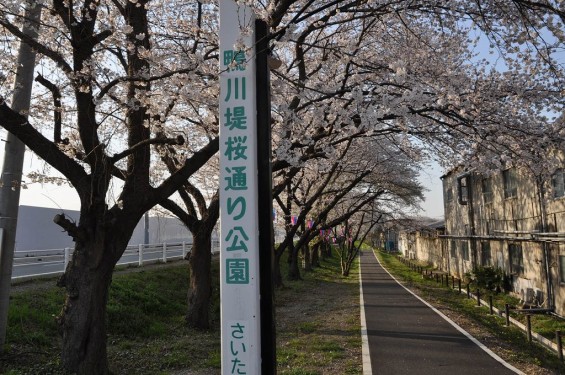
[360,250,522,375]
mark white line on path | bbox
[372,250,525,375]
[359,252,373,375]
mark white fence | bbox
[12,241,220,283]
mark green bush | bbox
[465,266,510,293]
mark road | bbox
[360,250,522,374]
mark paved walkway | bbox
[359,250,523,375]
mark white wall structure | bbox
[14,205,193,251]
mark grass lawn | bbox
[1,252,361,374]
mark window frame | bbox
[457,175,469,205]
[482,178,493,204]
[461,241,470,261]
[509,243,524,275]
[503,169,518,199]
[481,241,492,266]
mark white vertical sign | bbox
[219,1,260,374]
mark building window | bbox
[509,244,523,275]
[503,169,518,199]
[482,178,493,204]
[560,255,565,283]
[461,241,470,261]
[450,240,456,258]
[481,242,491,266]
[457,175,468,205]
[552,169,565,199]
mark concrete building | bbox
[399,161,565,315]
[439,166,565,315]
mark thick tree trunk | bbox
[56,208,137,374]
[59,264,113,373]
[58,240,122,374]
[186,230,212,329]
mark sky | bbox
[417,161,445,219]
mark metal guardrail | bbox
[12,241,220,283]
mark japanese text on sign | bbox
[219,1,261,374]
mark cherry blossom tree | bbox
[156,153,220,329]
[272,135,424,284]
[0,0,219,373]
[0,0,564,373]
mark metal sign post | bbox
[219,1,261,373]
[255,19,276,374]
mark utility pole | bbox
[0,1,41,350]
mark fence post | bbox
[458,279,461,293]
[162,243,167,263]
[505,304,510,326]
[138,244,143,266]
[557,330,563,362]
[64,248,70,268]
[182,241,186,259]
[489,295,493,315]
[526,314,532,343]
[476,289,481,306]
[467,284,470,299]
[452,276,455,289]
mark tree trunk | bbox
[58,240,122,374]
[56,207,137,374]
[287,245,301,281]
[326,242,332,257]
[321,241,332,258]
[274,248,284,288]
[320,242,327,259]
[59,265,113,373]
[186,229,212,329]
[303,244,312,272]
[311,241,320,268]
